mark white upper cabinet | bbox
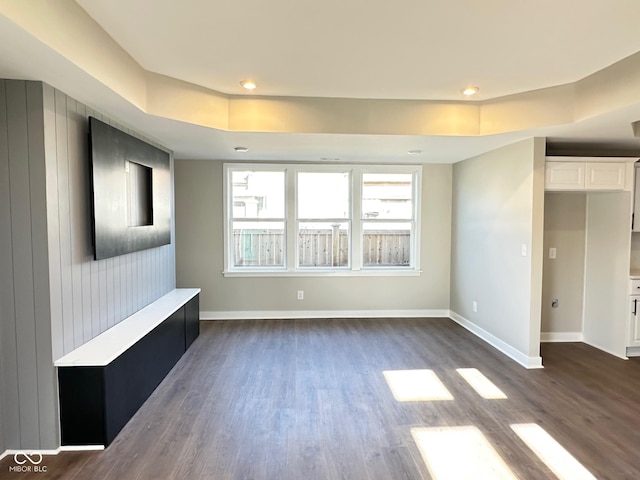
[545,157,632,191]
[585,163,626,190]
[545,162,585,190]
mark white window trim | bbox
[223,163,422,277]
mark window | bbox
[224,164,421,276]
[362,173,414,267]
[297,172,351,268]
[229,169,285,268]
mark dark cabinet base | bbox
[58,293,200,446]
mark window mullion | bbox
[352,168,362,270]
[286,167,297,270]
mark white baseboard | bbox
[201,309,450,320]
[0,448,61,461]
[59,445,104,452]
[0,445,103,462]
[449,311,543,369]
[540,332,583,343]
[626,346,640,357]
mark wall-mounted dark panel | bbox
[89,117,171,260]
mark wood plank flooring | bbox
[2,318,640,479]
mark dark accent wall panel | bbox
[89,117,171,260]
[0,79,177,451]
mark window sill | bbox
[222,269,422,278]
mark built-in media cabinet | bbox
[55,288,200,447]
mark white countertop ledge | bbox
[54,288,200,367]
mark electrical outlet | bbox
[472,301,478,313]
[552,298,559,308]
[521,244,527,257]
[549,248,557,259]
[297,290,304,300]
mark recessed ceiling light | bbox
[408,150,422,155]
[240,80,257,90]
[234,146,249,152]
[461,86,479,96]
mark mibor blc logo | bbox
[8,452,48,473]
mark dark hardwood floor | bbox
[2,318,640,479]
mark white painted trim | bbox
[449,311,543,369]
[1,448,61,460]
[222,269,422,277]
[0,444,104,461]
[201,309,450,320]
[540,332,584,342]
[626,346,640,357]
[59,445,104,452]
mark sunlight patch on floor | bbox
[456,368,508,399]
[511,423,596,480]
[383,369,454,402]
[411,426,517,480]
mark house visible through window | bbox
[230,170,285,267]
[224,164,421,275]
[362,173,414,267]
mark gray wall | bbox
[175,160,452,315]
[542,193,586,335]
[450,138,545,361]
[0,80,176,450]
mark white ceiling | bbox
[76,0,640,101]
[2,0,640,163]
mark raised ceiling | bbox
[1,0,640,162]
[76,0,640,100]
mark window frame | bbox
[223,163,422,277]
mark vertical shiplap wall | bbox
[0,79,51,450]
[42,84,176,361]
[0,80,176,451]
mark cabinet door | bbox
[629,296,640,347]
[544,162,585,190]
[585,162,625,190]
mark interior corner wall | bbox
[450,138,545,364]
[175,160,452,315]
[0,79,176,451]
